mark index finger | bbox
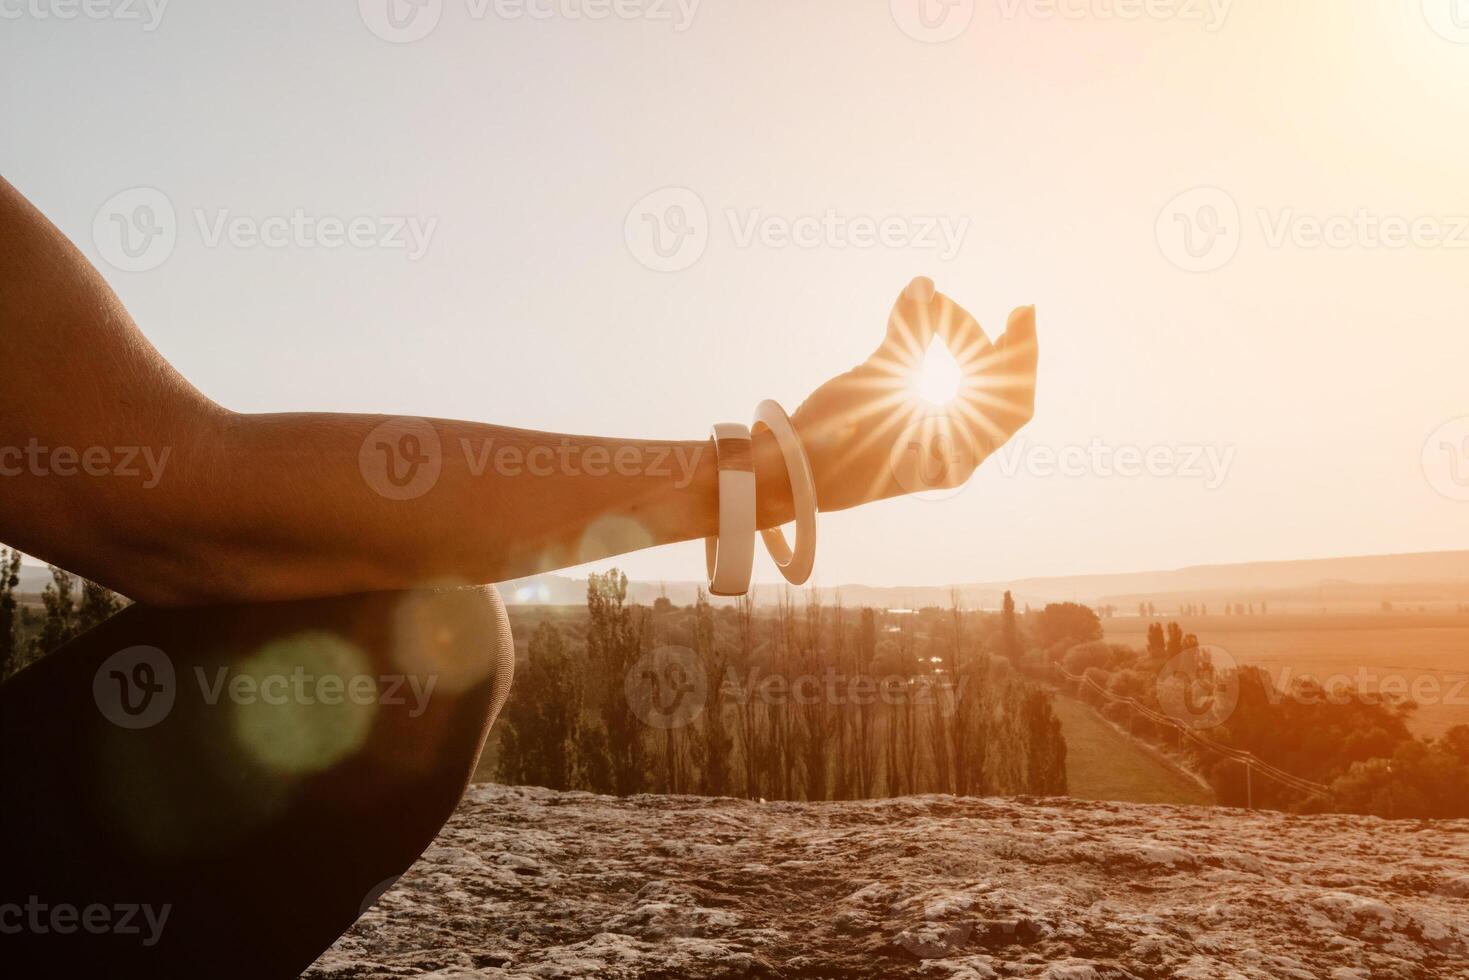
[877,276,941,360]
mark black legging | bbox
[0,585,514,979]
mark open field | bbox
[1048,694,1212,806]
[1104,614,1469,740]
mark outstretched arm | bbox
[0,176,1036,606]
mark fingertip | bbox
[903,276,936,304]
[883,278,939,353]
[1000,305,1037,349]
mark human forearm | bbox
[183,413,796,604]
[3,409,798,605]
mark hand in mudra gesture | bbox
[791,276,1038,512]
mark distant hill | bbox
[500,549,1469,611]
[17,548,1468,611]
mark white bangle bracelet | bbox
[752,399,818,585]
[704,422,756,596]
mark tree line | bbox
[0,547,126,681]
[495,573,1069,802]
[1133,601,1268,617]
[1048,620,1469,819]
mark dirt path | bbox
[1049,693,1213,807]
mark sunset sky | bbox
[5,1,1468,588]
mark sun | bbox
[913,338,962,406]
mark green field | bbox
[1104,614,1469,740]
[1050,694,1213,806]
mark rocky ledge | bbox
[306,784,1469,979]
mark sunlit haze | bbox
[5,1,1468,587]
[915,339,963,407]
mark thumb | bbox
[994,304,1038,369]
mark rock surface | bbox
[306,784,1469,979]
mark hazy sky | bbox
[5,1,1468,588]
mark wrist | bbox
[752,426,796,531]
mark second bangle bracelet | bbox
[752,399,818,585]
[704,422,756,596]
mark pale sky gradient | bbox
[4,1,1468,588]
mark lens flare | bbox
[914,338,962,405]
